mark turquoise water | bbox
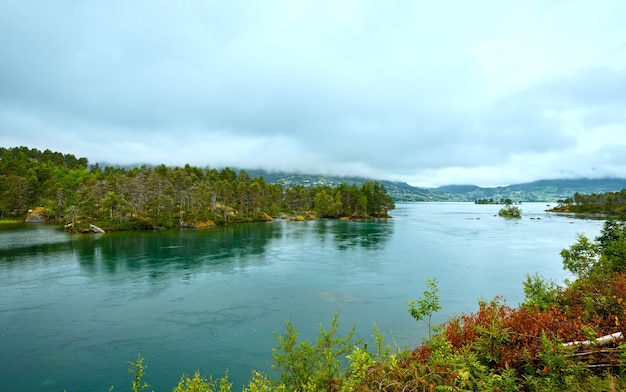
[0,203,605,391]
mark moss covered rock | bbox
[25,207,49,223]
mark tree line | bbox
[552,189,626,215]
[0,146,394,230]
[474,198,515,205]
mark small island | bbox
[498,204,522,218]
[475,197,518,205]
[547,189,626,216]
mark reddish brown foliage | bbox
[440,274,626,370]
[557,273,626,332]
[353,273,626,391]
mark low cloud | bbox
[1,1,625,186]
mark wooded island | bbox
[549,190,626,216]
[0,147,394,232]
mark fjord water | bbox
[0,203,604,391]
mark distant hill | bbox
[432,185,483,194]
[430,178,626,202]
[245,171,626,203]
[243,169,438,201]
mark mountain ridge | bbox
[241,170,626,202]
[430,178,626,202]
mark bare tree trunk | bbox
[563,332,623,347]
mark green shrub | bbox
[522,273,559,311]
[408,277,442,339]
[498,205,521,218]
[128,354,149,392]
[172,370,231,392]
[271,312,361,391]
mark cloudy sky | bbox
[1,1,625,187]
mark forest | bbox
[0,146,394,231]
[550,190,626,216]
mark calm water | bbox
[0,203,605,391]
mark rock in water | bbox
[89,224,106,233]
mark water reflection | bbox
[74,223,283,275]
[314,219,393,250]
[0,240,73,261]
[551,212,609,221]
[0,222,73,252]
[0,219,393,278]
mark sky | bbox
[1,1,625,187]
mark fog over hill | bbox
[430,178,626,202]
[243,170,626,203]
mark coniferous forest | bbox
[550,191,626,216]
[0,146,394,231]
